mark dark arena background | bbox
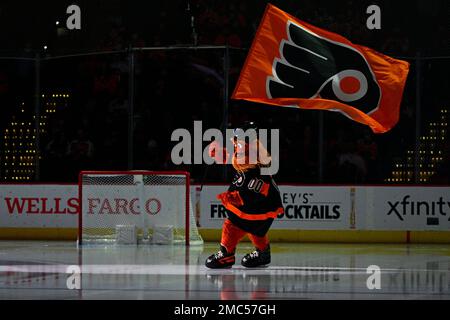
[0,0,449,311]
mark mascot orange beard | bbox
[208,138,272,171]
[231,137,272,173]
[209,138,272,208]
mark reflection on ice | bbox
[0,241,449,299]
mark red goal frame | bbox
[78,170,191,245]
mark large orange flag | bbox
[232,4,410,133]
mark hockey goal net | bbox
[78,171,203,245]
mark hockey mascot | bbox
[205,121,284,269]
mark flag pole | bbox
[199,45,230,191]
[186,0,198,46]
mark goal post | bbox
[78,170,203,246]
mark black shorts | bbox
[226,210,274,237]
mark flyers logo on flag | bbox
[232,4,410,133]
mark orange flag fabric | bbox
[231,4,410,133]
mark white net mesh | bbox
[79,171,203,245]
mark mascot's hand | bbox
[208,141,230,164]
[217,191,244,207]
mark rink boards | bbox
[0,183,449,243]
